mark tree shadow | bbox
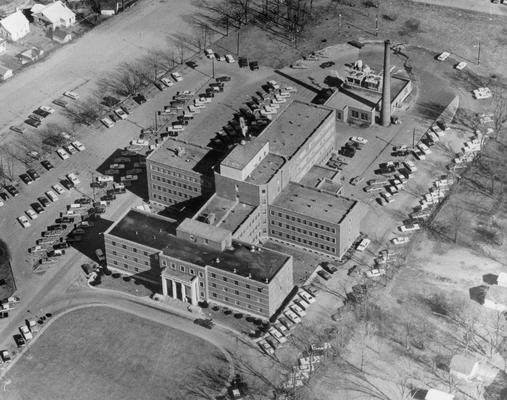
[482,274,498,285]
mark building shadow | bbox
[469,285,488,306]
[483,273,498,285]
[68,216,114,262]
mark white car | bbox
[399,223,421,233]
[40,105,55,114]
[294,298,310,310]
[63,91,79,100]
[365,268,386,278]
[417,143,431,155]
[392,236,410,245]
[71,140,85,151]
[67,173,80,186]
[204,48,214,59]
[268,327,287,344]
[17,215,31,228]
[350,136,368,145]
[95,249,105,262]
[356,238,371,251]
[46,190,59,202]
[298,289,315,304]
[114,108,128,120]
[28,245,45,253]
[19,325,33,341]
[284,310,301,324]
[171,72,183,82]
[161,77,174,87]
[60,131,72,140]
[437,51,450,61]
[290,304,306,317]
[52,183,65,194]
[123,174,138,181]
[285,86,297,93]
[403,160,417,172]
[455,62,467,71]
[26,209,38,220]
[225,54,235,63]
[101,117,115,128]
[96,175,114,183]
[57,148,70,160]
[0,200,3,207]
[130,139,149,146]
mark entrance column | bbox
[181,284,186,302]
[162,277,168,296]
[172,280,177,300]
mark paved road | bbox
[410,0,507,16]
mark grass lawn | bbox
[3,307,228,400]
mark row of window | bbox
[152,175,201,191]
[210,292,264,313]
[271,229,336,253]
[351,110,370,121]
[209,283,265,302]
[151,166,199,183]
[210,272,263,292]
[110,260,140,272]
[270,211,336,233]
[270,221,336,242]
[162,260,205,279]
[110,251,150,266]
[152,194,179,203]
[109,241,149,256]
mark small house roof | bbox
[486,285,507,304]
[0,64,12,74]
[0,10,29,34]
[32,1,75,24]
[450,354,478,376]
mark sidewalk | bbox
[410,0,507,16]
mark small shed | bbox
[450,354,479,380]
[497,272,507,288]
[52,27,72,43]
[0,64,13,80]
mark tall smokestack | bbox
[381,40,391,127]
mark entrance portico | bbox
[161,268,199,306]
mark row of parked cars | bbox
[258,287,317,355]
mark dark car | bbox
[25,118,41,128]
[0,192,8,201]
[27,169,40,181]
[53,98,68,107]
[102,96,120,107]
[113,187,126,194]
[53,242,69,250]
[37,196,50,207]
[47,249,65,257]
[320,61,335,68]
[193,318,215,329]
[31,202,44,214]
[91,207,106,214]
[76,197,92,205]
[249,61,259,70]
[101,194,116,201]
[41,160,54,170]
[5,185,19,197]
[321,262,338,274]
[28,114,44,122]
[238,57,248,68]
[48,224,67,231]
[133,94,146,105]
[61,179,73,190]
[216,76,231,82]
[91,181,107,189]
[20,173,33,185]
[56,216,74,223]
[14,334,26,348]
[0,311,9,319]
[317,270,331,281]
[33,108,51,118]
[186,60,198,68]
[153,81,165,91]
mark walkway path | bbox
[410,0,507,16]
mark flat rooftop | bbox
[218,202,256,233]
[196,194,238,226]
[272,182,356,224]
[108,209,289,282]
[107,209,178,250]
[147,139,223,175]
[298,165,338,188]
[221,100,333,170]
[245,153,285,184]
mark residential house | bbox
[52,27,72,43]
[0,64,13,80]
[0,38,7,54]
[497,272,507,288]
[17,47,44,64]
[450,354,479,381]
[31,1,76,31]
[484,285,507,312]
[0,10,30,42]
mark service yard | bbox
[2,306,229,400]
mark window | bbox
[234,280,238,286]
[235,290,239,295]
[200,292,204,298]
[351,110,359,118]
[180,266,185,272]
[112,251,117,256]
[198,272,204,278]
[211,283,216,288]
[113,260,118,265]
[211,273,216,278]
[199,282,204,287]
[111,241,116,246]
[224,296,229,302]
[360,112,368,121]
[246,294,251,299]
[124,255,128,259]
[145,261,149,266]
[257,288,262,292]
[144,251,148,256]
[124,264,128,269]
[134,267,139,272]
[133,258,138,263]
[133,248,137,253]
[246,284,250,289]
[223,287,228,292]
[223,277,228,282]
[212,293,217,298]
[122,244,126,249]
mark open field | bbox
[3,306,228,400]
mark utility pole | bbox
[212,56,215,79]
[477,41,481,65]
[236,29,240,56]
[412,128,416,149]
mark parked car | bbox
[71,140,85,152]
[392,236,410,245]
[25,118,41,128]
[10,125,25,134]
[14,335,26,348]
[53,98,68,107]
[25,209,38,220]
[321,263,337,274]
[66,173,80,186]
[17,216,31,228]
[41,160,54,170]
[204,48,214,58]
[284,309,301,324]
[298,288,315,304]
[26,169,40,181]
[101,117,115,128]
[350,136,368,144]
[289,304,306,317]
[63,91,79,100]
[258,339,275,355]
[5,185,19,197]
[356,238,371,252]
[95,249,105,262]
[437,51,450,61]
[31,202,44,214]
[52,184,65,195]
[171,72,183,82]
[0,350,11,363]
[45,190,59,202]
[268,327,287,344]
[399,223,421,233]
[114,108,128,120]
[20,173,33,185]
[317,269,331,281]
[56,148,70,160]
[37,196,50,207]
[39,105,55,114]
[225,54,235,63]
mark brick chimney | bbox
[381,40,391,127]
